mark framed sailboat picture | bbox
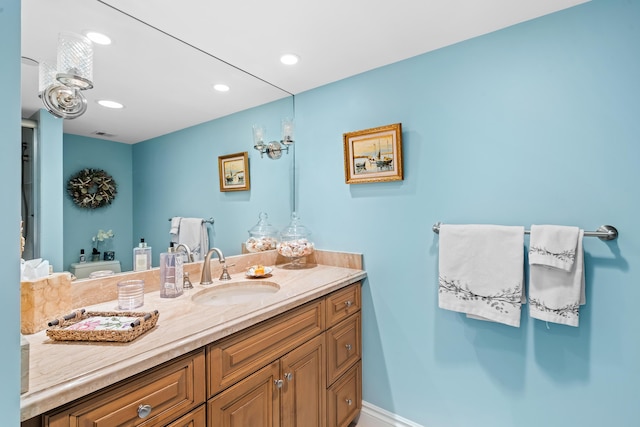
[343,123,403,184]
[218,151,250,192]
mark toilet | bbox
[69,260,121,279]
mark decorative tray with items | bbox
[46,309,159,343]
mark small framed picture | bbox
[343,123,403,184]
[218,152,250,192]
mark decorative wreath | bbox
[67,168,118,209]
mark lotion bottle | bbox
[133,238,152,271]
[160,242,183,298]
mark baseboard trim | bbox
[357,401,424,427]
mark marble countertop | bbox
[20,260,366,421]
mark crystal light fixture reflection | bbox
[56,32,94,89]
[39,32,95,119]
[252,118,295,160]
[39,60,87,119]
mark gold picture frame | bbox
[218,152,250,192]
[343,123,403,184]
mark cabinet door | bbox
[166,404,206,427]
[280,334,326,427]
[326,312,361,386]
[327,362,361,427]
[208,361,280,427]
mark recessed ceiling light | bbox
[84,31,111,45]
[213,84,230,92]
[280,54,299,65]
[97,100,124,109]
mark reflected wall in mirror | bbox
[21,0,295,278]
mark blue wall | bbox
[132,97,294,266]
[291,0,639,425]
[63,135,134,271]
[2,0,23,423]
[36,110,64,271]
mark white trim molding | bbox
[356,401,424,427]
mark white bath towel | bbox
[529,229,585,327]
[169,216,182,243]
[438,224,525,328]
[529,225,580,272]
[177,218,209,262]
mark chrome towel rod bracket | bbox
[432,222,618,241]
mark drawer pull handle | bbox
[275,379,284,389]
[137,404,152,419]
[345,344,352,351]
[345,399,353,406]
[285,372,293,381]
[344,300,353,308]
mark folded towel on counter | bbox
[176,218,209,262]
[529,225,579,272]
[438,224,525,328]
[169,216,182,243]
[529,229,585,327]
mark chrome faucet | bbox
[174,243,194,263]
[200,247,231,284]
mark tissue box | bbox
[21,272,72,334]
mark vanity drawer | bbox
[326,312,361,385]
[325,283,361,328]
[44,349,205,427]
[207,300,324,397]
[327,362,362,427]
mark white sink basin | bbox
[191,281,280,306]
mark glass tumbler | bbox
[117,279,144,310]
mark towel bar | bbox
[432,222,618,241]
[168,217,214,224]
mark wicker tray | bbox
[46,310,159,343]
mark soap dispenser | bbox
[160,242,184,298]
[133,238,152,271]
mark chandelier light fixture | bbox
[39,32,94,119]
[252,117,295,160]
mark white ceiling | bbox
[21,0,588,144]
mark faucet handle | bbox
[183,271,193,289]
[219,263,234,281]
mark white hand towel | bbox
[169,217,182,243]
[438,224,525,328]
[529,225,579,272]
[529,229,585,327]
[177,218,209,262]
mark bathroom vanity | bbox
[20,250,365,427]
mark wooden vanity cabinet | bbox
[207,282,362,427]
[29,281,362,427]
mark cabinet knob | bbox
[274,379,284,389]
[284,372,293,381]
[137,404,152,418]
[345,399,353,406]
[345,344,352,351]
[344,300,353,308]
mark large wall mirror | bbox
[21,0,295,278]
